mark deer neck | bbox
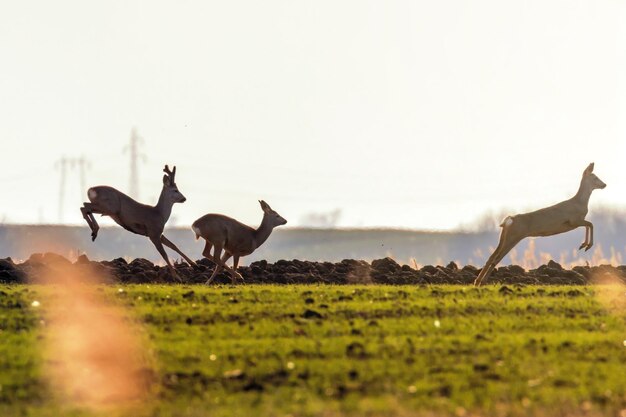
[253,214,274,249]
[572,178,594,207]
[155,188,174,223]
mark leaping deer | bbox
[474,163,606,286]
[192,200,287,284]
[80,165,197,279]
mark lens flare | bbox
[589,269,626,312]
[34,257,153,409]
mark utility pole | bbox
[55,156,91,224]
[125,127,146,200]
[55,157,69,223]
[74,156,91,200]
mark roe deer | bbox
[192,200,287,284]
[80,165,197,279]
[474,163,606,286]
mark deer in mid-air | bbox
[80,165,197,279]
[473,163,606,286]
[192,200,287,284]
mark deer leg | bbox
[474,234,507,286]
[217,252,238,284]
[202,241,213,259]
[581,221,594,251]
[217,253,243,284]
[475,252,499,287]
[491,238,521,278]
[205,246,224,285]
[578,230,589,250]
[161,235,198,267]
[231,255,244,284]
[80,206,94,231]
[474,229,522,286]
[578,223,590,250]
[218,252,237,284]
[149,235,181,283]
[80,203,100,241]
[205,248,240,284]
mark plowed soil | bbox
[2,253,625,285]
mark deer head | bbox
[162,165,187,203]
[259,200,287,227]
[582,162,607,190]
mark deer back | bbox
[88,186,136,215]
[514,200,583,238]
[88,186,166,236]
[193,214,257,254]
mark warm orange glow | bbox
[36,261,152,408]
[589,269,626,315]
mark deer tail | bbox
[500,216,514,228]
[192,223,201,240]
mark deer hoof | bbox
[578,243,586,250]
[167,268,182,283]
[585,244,593,252]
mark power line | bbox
[55,156,91,223]
[124,127,146,200]
[55,156,69,223]
[74,156,91,200]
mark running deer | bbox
[80,165,197,279]
[192,200,287,284]
[473,163,606,286]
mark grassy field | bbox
[1,284,625,417]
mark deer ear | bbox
[259,200,270,212]
[163,175,170,185]
[584,162,594,175]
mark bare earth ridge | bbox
[1,253,625,285]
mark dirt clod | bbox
[1,255,624,285]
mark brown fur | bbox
[474,163,606,286]
[80,165,196,280]
[192,200,287,284]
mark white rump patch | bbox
[88,188,97,200]
[501,216,514,227]
[192,225,201,239]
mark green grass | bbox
[1,284,626,416]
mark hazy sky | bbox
[1,1,625,230]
